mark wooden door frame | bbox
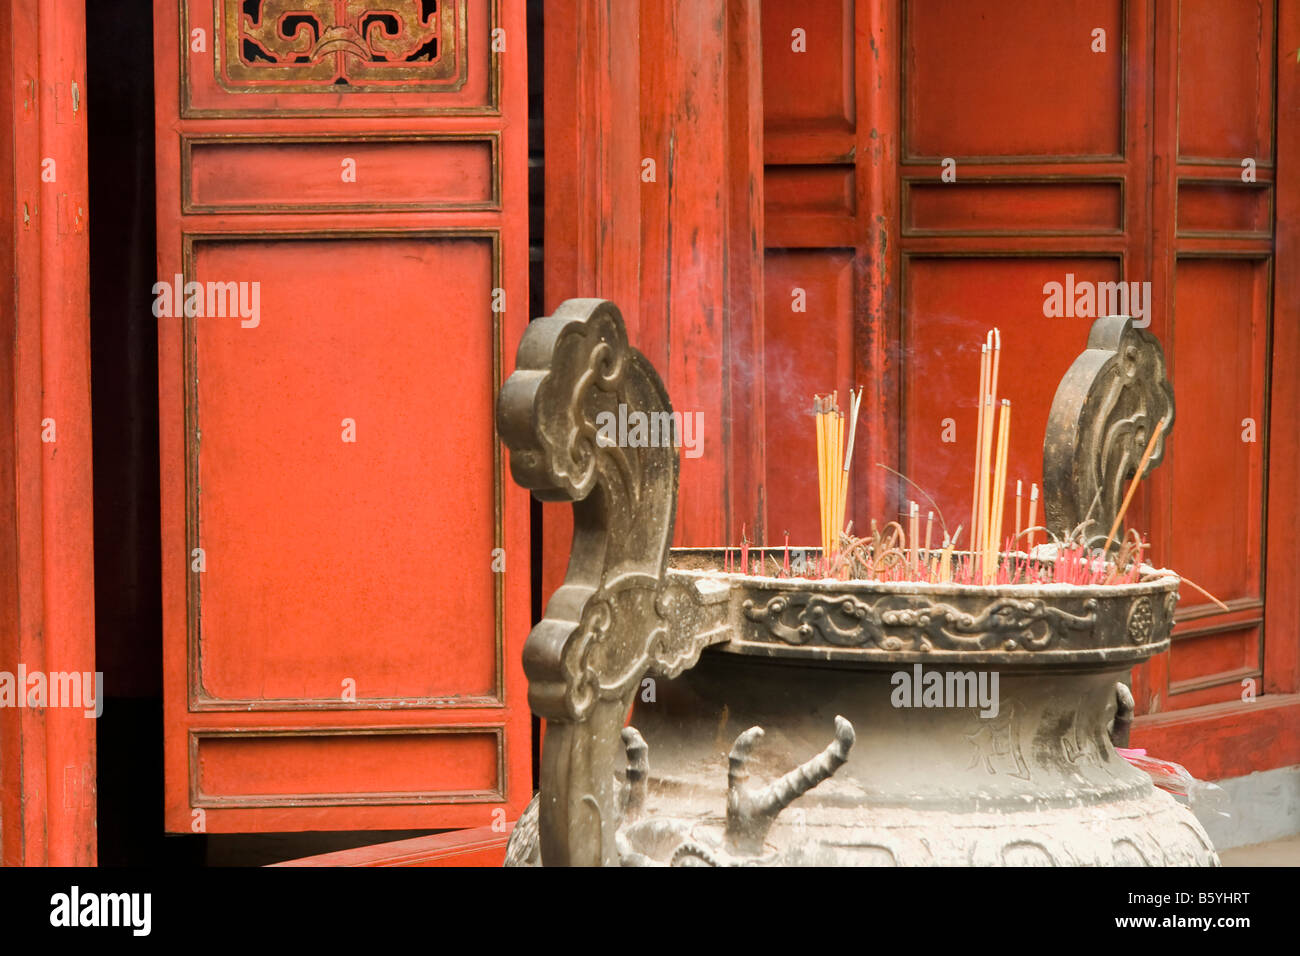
[0,0,97,866]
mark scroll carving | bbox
[741,593,1099,653]
[496,298,728,866]
[1042,315,1175,543]
[219,0,466,92]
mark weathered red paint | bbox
[0,0,97,866]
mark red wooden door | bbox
[153,0,531,832]
[757,0,1299,774]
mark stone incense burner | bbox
[496,299,1217,866]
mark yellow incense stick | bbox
[839,387,863,543]
[988,399,1010,582]
[816,398,827,560]
[984,329,1002,568]
[1102,417,1167,556]
[978,393,995,575]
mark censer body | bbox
[612,557,1217,866]
[496,300,1215,866]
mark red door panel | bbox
[155,0,530,832]
[189,236,500,708]
[901,256,1123,544]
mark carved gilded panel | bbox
[217,0,468,93]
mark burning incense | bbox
[814,389,860,569]
[1101,417,1168,556]
[767,331,1176,592]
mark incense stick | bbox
[1178,574,1231,613]
[978,394,995,576]
[839,386,863,543]
[909,501,919,571]
[1101,417,1168,556]
[971,340,990,567]
[1015,479,1023,552]
[816,396,827,562]
[787,332,1179,591]
[831,400,844,553]
[987,399,1010,582]
[1028,482,1039,550]
[983,331,1002,565]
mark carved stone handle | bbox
[1042,315,1175,544]
[725,716,856,856]
[497,299,733,866]
[1109,681,1135,749]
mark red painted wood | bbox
[1132,695,1300,782]
[1176,0,1274,161]
[0,0,97,867]
[1266,0,1300,699]
[271,822,513,867]
[186,137,497,212]
[542,0,766,594]
[540,0,643,605]
[725,0,767,545]
[1139,0,1283,730]
[154,0,532,833]
[1176,183,1271,235]
[905,182,1124,235]
[904,0,1125,159]
[639,0,730,547]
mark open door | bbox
[154,0,531,833]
